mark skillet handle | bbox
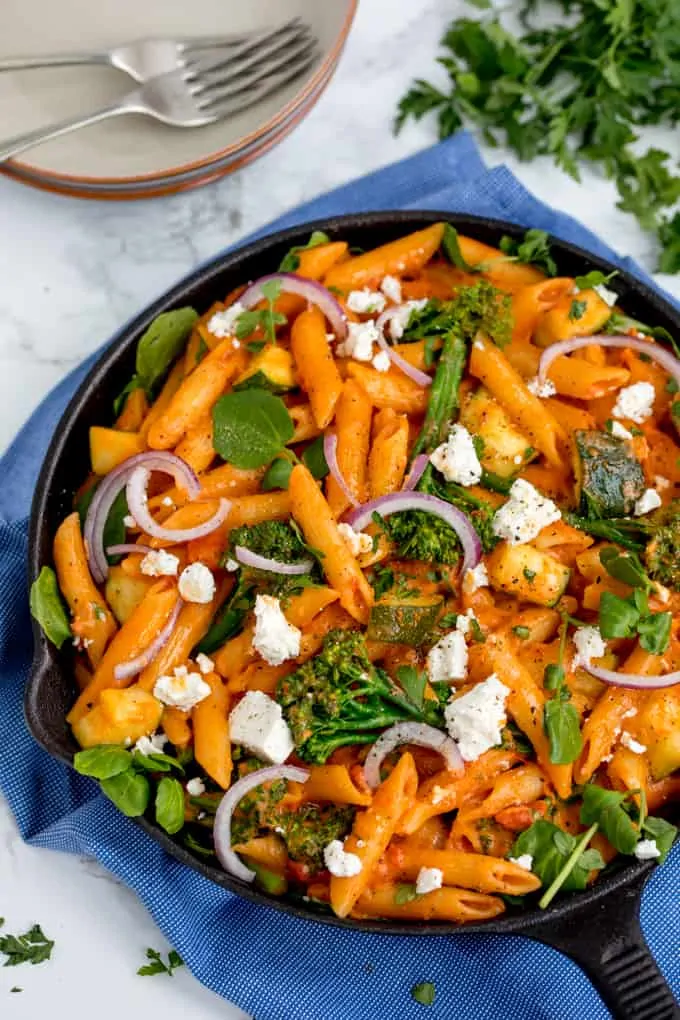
[524,871,679,1020]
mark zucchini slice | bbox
[368,595,443,645]
[574,430,645,518]
[460,387,535,478]
[487,543,570,607]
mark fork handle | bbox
[0,52,110,73]
[0,98,139,162]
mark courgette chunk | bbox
[368,595,443,645]
[460,387,535,478]
[574,430,645,519]
[487,543,570,607]
[234,345,297,394]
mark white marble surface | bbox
[1,0,679,1016]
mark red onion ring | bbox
[363,722,464,790]
[84,452,200,583]
[403,454,430,492]
[538,334,680,389]
[213,764,309,882]
[113,598,183,681]
[375,308,432,387]
[234,545,314,576]
[346,492,482,574]
[323,433,359,507]
[584,663,680,690]
[105,543,154,558]
[240,272,347,340]
[126,467,230,543]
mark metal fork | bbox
[0,18,307,84]
[0,30,318,163]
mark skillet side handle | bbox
[524,871,679,1020]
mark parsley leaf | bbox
[411,982,436,1006]
[137,947,184,977]
[498,229,557,276]
[278,231,330,273]
[0,924,54,967]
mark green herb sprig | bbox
[0,922,54,967]
[137,947,184,977]
[542,618,583,765]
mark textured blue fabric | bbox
[0,132,677,1020]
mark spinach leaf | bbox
[74,745,132,780]
[641,816,678,863]
[195,581,256,655]
[234,280,287,344]
[262,457,294,491]
[441,223,477,272]
[396,665,427,711]
[155,777,185,835]
[579,784,640,855]
[212,390,294,469]
[278,230,331,272]
[544,699,582,765]
[100,769,150,817]
[302,435,330,480]
[512,820,604,893]
[132,752,185,775]
[77,483,129,565]
[29,566,71,649]
[136,308,198,394]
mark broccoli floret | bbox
[377,509,461,564]
[277,804,355,871]
[228,520,309,564]
[276,629,443,763]
[645,501,680,590]
[404,282,512,349]
[418,463,499,553]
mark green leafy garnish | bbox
[512,820,604,906]
[155,777,185,835]
[301,435,330,480]
[212,389,294,469]
[580,784,643,855]
[0,924,55,967]
[411,982,436,1006]
[542,620,582,765]
[513,626,531,640]
[262,456,294,491]
[498,229,557,276]
[278,230,331,273]
[599,546,652,591]
[441,223,477,271]
[235,279,287,344]
[573,270,617,291]
[29,566,71,649]
[137,947,184,977]
[100,770,151,818]
[569,299,587,322]
[113,307,198,413]
[396,665,427,711]
[599,589,671,655]
[640,816,677,863]
[394,883,418,905]
[74,745,133,780]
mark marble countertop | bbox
[1,0,679,1017]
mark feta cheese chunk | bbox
[387,299,428,340]
[463,562,489,594]
[186,777,206,797]
[508,854,533,872]
[123,515,136,528]
[634,488,662,516]
[178,562,216,604]
[140,549,180,577]
[336,319,381,362]
[455,609,479,637]
[430,424,483,487]
[380,275,402,304]
[134,731,167,757]
[225,558,240,572]
[252,594,301,666]
[323,839,363,877]
[620,732,647,754]
[444,674,510,761]
[154,665,211,712]
[612,381,655,424]
[593,283,618,307]
[337,522,373,558]
[572,625,606,670]
[610,421,633,440]
[492,478,561,545]
[634,839,660,861]
[415,866,444,895]
[208,302,245,338]
[229,690,294,765]
[527,376,557,398]
[195,652,214,675]
[427,631,468,683]
[372,350,391,373]
[346,288,387,315]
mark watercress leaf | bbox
[512,820,600,891]
[29,566,71,649]
[544,700,583,765]
[74,745,132,780]
[637,611,672,655]
[394,883,418,905]
[212,390,294,469]
[302,435,329,480]
[569,299,587,321]
[598,591,640,639]
[599,546,652,591]
[396,665,427,710]
[573,270,618,291]
[100,769,150,818]
[135,308,198,395]
[262,457,294,491]
[499,229,557,276]
[155,777,185,835]
[641,816,678,863]
[580,784,639,855]
[441,223,477,272]
[234,310,263,341]
[278,231,331,272]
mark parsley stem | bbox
[539,823,598,909]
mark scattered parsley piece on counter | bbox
[10,987,22,993]
[137,947,184,977]
[411,981,436,1006]
[0,924,54,967]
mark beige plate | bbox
[1,0,356,186]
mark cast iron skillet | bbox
[26,212,680,1020]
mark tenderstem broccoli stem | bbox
[411,331,467,459]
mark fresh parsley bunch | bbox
[396,0,680,272]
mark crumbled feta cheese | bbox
[153,665,211,712]
[208,302,245,338]
[336,319,381,362]
[347,288,387,315]
[431,785,446,805]
[195,652,214,675]
[620,732,647,754]
[655,584,671,604]
[337,522,373,558]
[229,690,294,764]
[225,558,240,572]
[492,478,561,545]
[610,421,633,440]
[123,514,136,528]
[323,839,363,877]
[140,549,180,577]
[72,635,93,650]
[427,631,468,683]
[527,376,557,398]
[463,562,489,594]
[655,475,670,491]
[634,839,660,861]
[372,350,391,373]
[162,495,175,507]
[593,283,618,307]
[455,609,479,636]
[252,594,301,666]
[186,777,206,797]
[178,562,216,604]
[380,275,402,304]
[509,854,533,872]
[387,299,428,340]
[444,674,510,761]
[621,707,637,720]
[513,454,523,465]
[572,625,606,669]
[473,338,485,351]
[634,489,662,516]
[415,866,444,895]
[430,424,483,487]
[356,839,366,849]
[134,731,167,757]
[612,381,655,424]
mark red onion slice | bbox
[240,273,347,340]
[347,492,482,574]
[363,722,464,790]
[234,545,314,576]
[375,308,432,387]
[213,764,309,882]
[585,663,680,690]
[323,433,359,507]
[403,454,429,492]
[84,452,200,583]
[538,334,680,390]
[113,598,182,682]
[105,543,154,558]
[126,467,230,543]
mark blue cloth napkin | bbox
[0,132,677,1020]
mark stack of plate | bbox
[0,0,357,199]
